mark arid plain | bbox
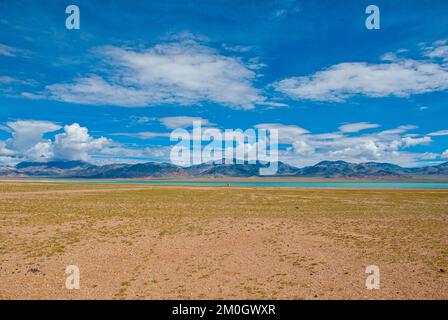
[0,181,447,299]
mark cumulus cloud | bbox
[107,122,448,166]
[339,122,380,133]
[24,141,53,161]
[6,120,61,155]
[0,119,443,167]
[274,40,448,102]
[272,123,438,167]
[44,40,268,109]
[0,141,13,156]
[291,140,315,157]
[1,120,111,163]
[0,120,178,165]
[53,124,110,161]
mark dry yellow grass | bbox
[0,182,447,299]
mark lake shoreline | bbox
[1,178,448,189]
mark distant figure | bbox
[227,183,230,187]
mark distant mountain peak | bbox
[315,160,348,166]
[16,160,92,170]
[2,159,447,178]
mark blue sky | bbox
[0,0,447,167]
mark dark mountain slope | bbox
[4,160,448,178]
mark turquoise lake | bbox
[82,180,448,189]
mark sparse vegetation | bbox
[0,182,447,299]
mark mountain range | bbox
[1,159,448,179]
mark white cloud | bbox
[274,60,448,102]
[222,44,254,53]
[0,76,29,85]
[0,44,19,57]
[47,76,152,107]
[24,141,53,161]
[274,41,448,102]
[0,141,13,156]
[141,146,172,158]
[44,40,268,109]
[378,125,417,135]
[275,9,287,17]
[255,123,308,143]
[254,123,430,166]
[130,116,152,124]
[0,119,443,168]
[0,44,30,58]
[6,120,61,154]
[273,1,301,18]
[274,123,435,167]
[291,140,315,157]
[427,46,448,61]
[428,130,448,136]
[380,52,398,62]
[424,39,448,62]
[53,124,111,161]
[112,132,170,139]
[1,121,111,163]
[339,122,380,133]
[20,92,46,100]
[399,136,432,148]
[419,152,439,160]
[159,116,213,129]
[0,124,12,133]
[0,119,187,164]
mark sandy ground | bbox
[0,182,447,300]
